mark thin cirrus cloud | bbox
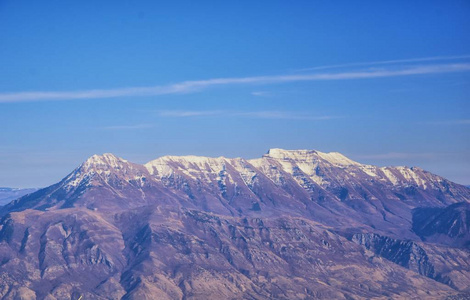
[296,54,470,72]
[233,111,338,120]
[251,91,273,97]
[423,119,470,125]
[102,124,154,130]
[0,62,470,103]
[157,110,224,117]
[355,152,439,160]
[156,110,339,120]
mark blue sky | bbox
[0,0,469,188]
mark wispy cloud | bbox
[1,62,470,103]
[233,111,339,120]
[424,119,470,125]
[156,110,339,120]
[251,91,273,97]
[102,124,153,130]
[297,54,470,72]
[356,152,439,160]
[156,110,224,117]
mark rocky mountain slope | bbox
[412,202,470,248]
[0,149,469,299]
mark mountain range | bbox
[0,149,469,299]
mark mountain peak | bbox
[60,153,145,191]
[264,148,359,166]
[83,153,127,169]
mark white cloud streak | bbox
[156,110,339,120]
[1,63,470,103]
[297,54,470,72]
[424,119,470,125]
[102,124,153,130]
[356,152,439,160]
[251,91,273,97]
[233,111,338,120]
[157,110,224,117]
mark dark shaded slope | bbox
[413,202,470,248]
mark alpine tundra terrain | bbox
[1,149,469,299]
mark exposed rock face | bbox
[351,233,470,290]
[0,149,469,299]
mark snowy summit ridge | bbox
[263,148,360,166]
[58,148,468,196]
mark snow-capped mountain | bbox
[8,148,464,231]
[1,149,469,299]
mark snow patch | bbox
[381,168,399,185]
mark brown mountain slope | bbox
[1,149,469,299]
